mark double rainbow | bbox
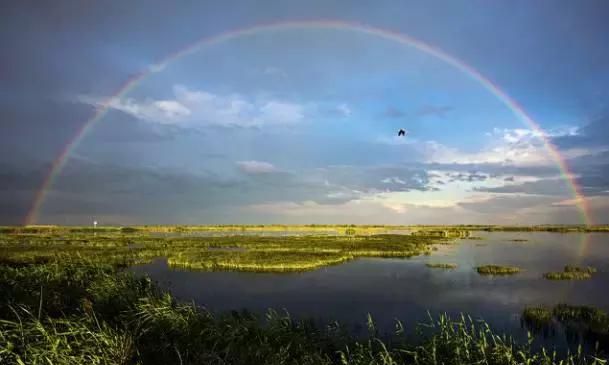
[24,20,591,226]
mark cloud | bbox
[236,160,277,174]
[474,178,571,196]
[336,103,352,117]
[383,107,405,119]
[458,195,560,215]
[80,85,306,128]
[262,66,287,78]
[420,128,576,166]
[148,62,167,73]
[416,105,453,118]
[553,113,609,149]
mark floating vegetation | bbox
[464,236,484,240]
[522,304,609,347]
[476,265,521,275]
[544,272,592,280]
[510,238,529,242]
[564,265,597,273]
[544,265,597,280]
[0,262,604,365]
[425,263,458,269]
[522,306,553,329]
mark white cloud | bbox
[420,128,577,166]
[82,85,306,128]
[236,160,277,174]
[337,103,352,117]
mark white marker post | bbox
[93,220,98,235]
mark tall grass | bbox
[1,263,606,365]
[476,265,521,275]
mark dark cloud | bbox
[553,113,609,149]
[458,195,560,214]
[316,165,431,193]
[474,179,572,196]
[423,162,561,178]
[446,171,488,183]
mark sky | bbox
[2,0,609,225]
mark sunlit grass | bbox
[0,232,440,272]
[476,265,521,275]
[544,265,597,280]
[1,262,605,364]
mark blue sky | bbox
[2,0,609,225]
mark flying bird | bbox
[398,129,407,137]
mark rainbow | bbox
[24,19,591,225]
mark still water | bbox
[132,232,609,350]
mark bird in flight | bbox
[398,129,407,137]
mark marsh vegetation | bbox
[1,262,606,365]
[544,266,598,280]
[476,265,521,275]
[2,227,609,363]
[522,304,609,348]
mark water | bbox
[131,232,609,351]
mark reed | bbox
[0,263,604,365]
[476,265,521,275]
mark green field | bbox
[0,230,446,272]
[1,227,608,364]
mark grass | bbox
[476,265,521,275]
[0,262,606,365]
[544,265,598,280]
[522,304,609,347]
[0,232,441,272]
[426,263,458,269]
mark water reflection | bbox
[131,232,609,352]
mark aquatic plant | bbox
[522,304,609,349]
[544,265,597,280]
[476,265,521,275]
[0,263,605,365]
[564,265,597,274]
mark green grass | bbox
[425,263,458,269]
[544,265,598,280]
[564,265,597,274]
[0,262,605,365]
[0,232,439,272]
[522,304,609,346]
[476,265,521,275]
